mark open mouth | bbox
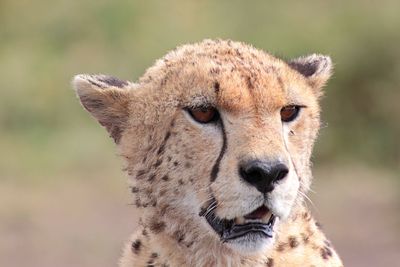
[199,204,277,242]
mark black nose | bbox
[239,160,289,193]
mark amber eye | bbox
[187,106,220,124]
[280,105,301,122]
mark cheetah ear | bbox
[288,54,333,92]
[72,74,133,143]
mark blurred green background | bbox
[1,0,399,266]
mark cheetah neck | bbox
[119,205,343,267]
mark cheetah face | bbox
[177,87,311,253]
[73,40,332,254]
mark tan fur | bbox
[73,39,343,267]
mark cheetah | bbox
[73,39,343,267]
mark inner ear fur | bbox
[73,74,133,143]
[288,54,333,93]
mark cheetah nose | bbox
[239,160,289,193]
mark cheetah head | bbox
[73,40,332,255]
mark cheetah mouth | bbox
[200,205,277,242]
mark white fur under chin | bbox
[225,233,276,254]
[225,217,279,254]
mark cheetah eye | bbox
[280,105,301,122]
[187,106,220,124]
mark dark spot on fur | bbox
[173,230,185,243]
[142,229,148,237]
[184,162,191,168]
[135,198,141,207]
[149,219,166,234]
[167,156,172,162]
[146,252,158,267]
[131,239,141,254]
[159,204,168,216]
[98,76,128,88]
[131,186,139,193]
[148,173,156,181]
[266,257,274,267]
[276,242,286,252]
[214,81,220,92]
[320,246,333,260]
[178,179,184,185]
[210,120,227,182]
[289,236,299,248]
[210,68,220,75]
[161,175,169,181]
[276,75,284,90]
[151,252,158,258]
[154,159,163,168]
[164,131,171,141]
[324,239,332,247]
[157,131,171,155]
[173,161,179,167]
[136,170,146,179]
[303,211,311,221]
[245,76,254,89]
[186,240,194,248]
[160,77,167,87]
[157,144,166,155]
[315,221,323,229]
[301,232,310,244]
[159,189,167,197]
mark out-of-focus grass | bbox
[1,0,399,172]
[0,0,399,266]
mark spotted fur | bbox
[73,39,343,266]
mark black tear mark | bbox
[210,120,227,182]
